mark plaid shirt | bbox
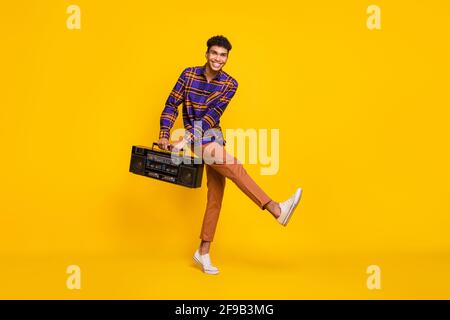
[159,64,238,145]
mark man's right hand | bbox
[157,138,170,150]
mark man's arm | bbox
[158,68,187,149]
[159,68,187,138]
[185,81,238,141]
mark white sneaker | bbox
[277,188,303,226]
[193,249,220,275]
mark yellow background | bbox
[1,0,449,299]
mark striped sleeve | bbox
[159,68,188,139]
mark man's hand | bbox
[157,138,170,150]
[157,136,188,152]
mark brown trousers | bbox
[190,142,272,242]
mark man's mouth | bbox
[212,62,222,68]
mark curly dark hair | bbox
[206,35,232,52]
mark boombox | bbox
[129,144,204,188]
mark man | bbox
[157,35,302,275]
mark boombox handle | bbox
[152,142,186,156]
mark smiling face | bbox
[205,45,229,72]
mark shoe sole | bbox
[193,255,219,275]
[282,188,303,226]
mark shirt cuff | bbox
[159,130,170,140]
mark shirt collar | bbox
[201,64,223,81]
